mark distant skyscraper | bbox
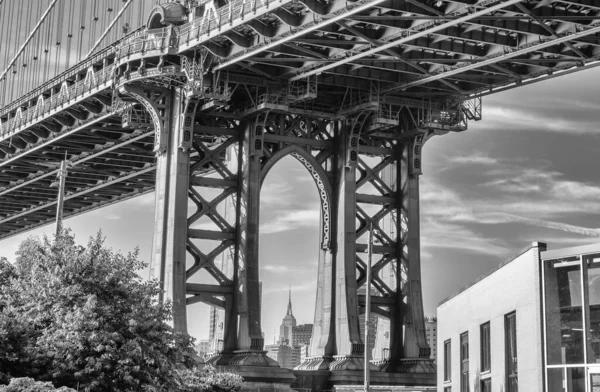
[291,324,313,347]
[279,288,297,345]
[425,316,437,361]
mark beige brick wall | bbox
[437,243,545,392]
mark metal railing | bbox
[1,65,116,137]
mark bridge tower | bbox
[129,5,471,390]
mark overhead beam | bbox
[383,22,600,93]
[288,0,525,81]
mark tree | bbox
[176,366,243,392]
[0,378,75,392]
[0,231,196,391]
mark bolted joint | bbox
[345,134,360,168]
[250,120,265,157]
[179,113,194,151]
[410,133,424,176]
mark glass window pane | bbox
[590,373,600,392]
[544,258,585,365]
[505,312,518,392]
[547,368,565,392]
[567,367,585,392]
[481,322,491,372]
[587,259,600,363]
[444,340,451,381]
[480,378,491,392]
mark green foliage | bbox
[0,231,197,391]
[0,377,75,391]
[176,366,244,392]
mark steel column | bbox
[149,88,189,331]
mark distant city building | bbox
[195,339,212,359]
[279,289,297,345]
[299,344,311,364]
[291,324,313,347]
[358,286,379,361]
[437,242,600,392]
[425,316,437,361]
[266,343,301,369]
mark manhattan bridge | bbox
[0,0,598,389]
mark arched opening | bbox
[259,154,324,369]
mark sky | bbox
[2,67,600,345]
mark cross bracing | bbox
[0,0,599,238]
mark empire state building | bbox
[279,289,297,345]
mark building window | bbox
[505,312,517,392]
[444,339,451,381]
[460,332,469,392]
[480,322,491,372]
[444,388,452,392]
[480,378,491,392]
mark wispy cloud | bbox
[448,155,499,165]
[478,103,600,135]
[260,209,320,234]
[421,154,600,258]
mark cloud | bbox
[261,182,295,207]
[448,155,499,165]
[421,218,511,256]
[262,280,316,294]
[263,265,292,273]
[420,155,600,257]
[478,102,600,135]
[260,209,320,234]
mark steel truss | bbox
[140,64,438,384]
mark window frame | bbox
[460,331,469,392]
[505,312,518,392]
[444,339,452,382]
[480,321,491,373]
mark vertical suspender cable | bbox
[85,0,133,59]
[91,0,98,52]
[65,0,74,69]
[43,1,57,81]
[77,0,86,61]
[15,3,26,97]
[54,0,64,76]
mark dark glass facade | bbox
[543,251,600,392]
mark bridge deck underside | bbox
[1,0,600,239]
[0,107,157,239]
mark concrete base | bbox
[292,366,436,391]
[206,351,296,390]
[328,370,436,387]
[292,369,331,391]
[292,358,437,391]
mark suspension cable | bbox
[1,0,60,85]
